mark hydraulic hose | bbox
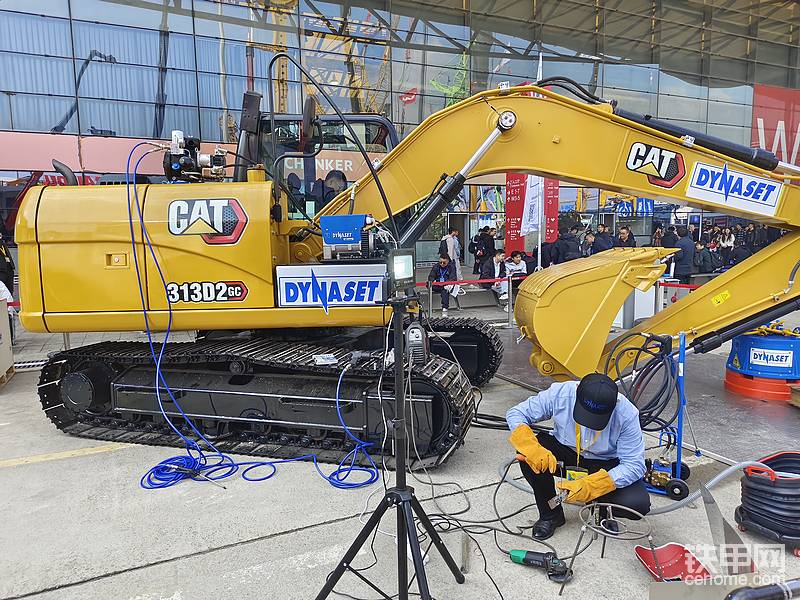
[648,461,770,515]
[497,457,774,515]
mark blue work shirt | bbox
[506,380,646,488]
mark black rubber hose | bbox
[725,578,800,600]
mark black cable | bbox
[604,333,681,432]
[533,76,605,104]
[266,52,400,241]
[225,149,258,166]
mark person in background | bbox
[479,227,496,273]
[730,240,752,266]
[0,233,14,295]
[650,226,663,247]
[286,172,302,198]
[470,226,488,274]
[0,279,14,345]
[439,227,462,281]
[672,227,695,285]
[661,225,678,248]
[768,226,783,244]
[506,373,649,540]
[688,223,699,242]
[754,224,769,251]
[733,223,746,247]
[481,249,508,301]
[428,254,457,315]
[522,249,538,273]
[694,241,714,273]
[552,227,582,264]
[322,169,347,203]
[594,223,614,252]
[718,226,734,263]
[506,250,527,287]
[744,223,757,252]
[614,226,637,248]
[540,242,554,268]
[583,232,597,256]
[486,227,498,256]
[709,225,722,245]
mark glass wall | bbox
[0,0,798,148]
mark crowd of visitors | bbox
[430,219,786,311]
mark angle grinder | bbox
[508,550,573,583]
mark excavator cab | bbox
[233,91,399,219]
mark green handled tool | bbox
[508,550,573,583]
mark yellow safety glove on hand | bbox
[508,424,557,474]
[556,469,616,504]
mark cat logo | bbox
[626,142,686,189]
[167,198,248,245]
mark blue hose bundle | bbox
[124,143,377,491]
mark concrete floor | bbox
[2,320,799,600]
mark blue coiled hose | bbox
[123,144,378,490]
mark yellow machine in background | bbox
[17,80,800,464]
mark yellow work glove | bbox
[508,424,557,474]
[556,469,616,504]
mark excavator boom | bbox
[291,85,800,378]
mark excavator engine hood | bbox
[515,247,676,380]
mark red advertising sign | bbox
[751,84,800,165]
[544,178,559,243]
[504,172,527,253]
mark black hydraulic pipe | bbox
[614,107,779,172]
[51,160,78,186]
[233,91,262,183]
[399,173,466,248]
[691,297,800,354]
[725,578,800,600]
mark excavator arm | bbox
[289,85,800,379]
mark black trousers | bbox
[519,432,651,521]
[0,272,12,294]
[675,273,691,285]
[439,287,450,309]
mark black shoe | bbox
[532,515,566,540]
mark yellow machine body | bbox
[17,85,800,377]
[17,181,387,333]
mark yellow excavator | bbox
[17,77,800,466]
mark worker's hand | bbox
[508,425,557,474]
[556,469,616,504]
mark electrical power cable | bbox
[124,143,378,491]
[266,52,400,241]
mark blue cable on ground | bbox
[123,144,378,491]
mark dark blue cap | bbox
[573,373,618,430]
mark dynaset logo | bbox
[686,162,782,217]
[283,270,383,314]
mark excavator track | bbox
[37,338,474,468]
[422,316,504,386]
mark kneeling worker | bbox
[506,373,650,540]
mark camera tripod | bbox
[314,295,465,600]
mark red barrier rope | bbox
[418,274,528,287]
[657,282,700,290]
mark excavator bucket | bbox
[515,248,677,380]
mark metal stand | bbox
[503,273,514,329]
[645,332,699,496]
[314,296,465,600]
[559,502,660,596]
